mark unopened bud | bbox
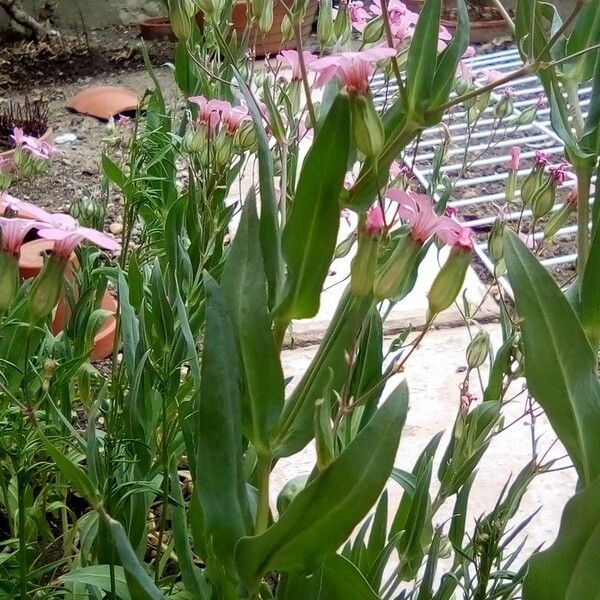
[27,255,67,322]
[454,77,470,96]
[521,166,544,207]
[317,0,334,46]
[333,4,351,43]
[476,90,491,112]
[0,252,18,313]
[281,14,294,42]
[544,201,576,238]
[517,105,537,125]
[350,94,385,158]
[374,235,421,300]
[466,330,490,369]
[168,0,193,40]
[495,92,514,120]
[350,211,383,297]
[530,176,555,219]
[362,16,384,44]
[182,127,207,154]
[257,0,273,32]
[427,246,472,318]
[234,120,257,152]
[488,218,505,260]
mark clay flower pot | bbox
[140,0,319,57]
[18,239,118,362]
[66,87,139,121]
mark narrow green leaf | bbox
[221,192,285,453]
[523,476,600,600]
[106,516,167,600]
[39,432,101,507]
[580,206,600,345]
[405,0,442,116]
[60,566,131,600]
[196,273,250,578]
[504,230,600,485]
[235,382,408,590]
[564,1,600,81]
[318,554,380,600]
[277,93,351,321]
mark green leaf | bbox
[196,273,250,578]
[523,476,600,600]
[505,230,600,485]
[564,1,600,82]
[235,382,409,591]
[106,516,167,600]
[61,565,131,599]
[405,0,442,117]
[39,432,101,507]
[428,0,469,119]
[580,205,600,346]
[272,288,374,457]
[277,93,351,321]
[221,192,284,453]
[102,154,127,190]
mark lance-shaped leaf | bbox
[405,0,442,117]
[276,553,380,600]
[504,231,600,485]
[196,273,250,578]
[564,1,600,82]
[276,92,351,321]
[523,476,600,600]
[235,382,408,592]
[221,192,285,454]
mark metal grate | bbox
[373,47,591,295]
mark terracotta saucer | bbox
[66,86,139,121]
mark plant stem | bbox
[539,0,585,59]
[254,454,272,535]
[293,22,318,133]
[576,165,593,278]
[488,0,515,36]
[17,469,27,600]
[379,0,406,99]
[566,81,584,137]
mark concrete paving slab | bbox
[272,324,576,579]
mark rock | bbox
[109,222,123,235]
[55,133,78,144]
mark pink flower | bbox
[476,68,504,86]
[452,226,474,251]
[221,105,249,135]
[509,146,521,171]
[0,217,42,256]
[534,151,550,167]
[309,48,397,95]
[0,194,54,223]
[462,45,476,58]
[188,96,231,132]
[348,1,370,32]
[37,214,121,261]
[11,127,57,159]
[518,231,537,250]
[456,61,474,84]
[365,206,385,234]
[549,162,571,185]
[276,50,318,82]
[386,188,462,245]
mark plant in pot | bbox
[405,0,510,43]
[140,0,319,57]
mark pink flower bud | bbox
[509,146,520,171]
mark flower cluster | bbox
[11,127,57,160]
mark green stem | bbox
[254,454,272,535]
[488,0,515,35]
[17,469,27,600]
[576,166,593,278]
[566,81,585,137]
[293,21,318,133]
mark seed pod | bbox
[466,330,490,369]
[362,16,384,44]
[520,166,544,207]
[257,0,273,32]
[374,235,421,300]
[454,77,470,96]
[350,228,381,297]
[544,202,575,239]
[488,218,505,261]
[28,255,67,322]
[517,105,537,125]
[476,90,491,112]
[427,246,472,317]
[333,4,351,43]
[0,252,18,313]
[350,93,385,158]
[317,0,334,46]
[530,176,555,219]
[281,14,294,42]
[495,93,514,120]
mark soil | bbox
[442,1,508,23]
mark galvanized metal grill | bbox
[372,47,591,295]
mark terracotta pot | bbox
[403,0,509,44]
[66,86,139,121]
[0,128,53,164]
[140,0,318,57]
[18,239,117,362]
[139,16,176,41]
